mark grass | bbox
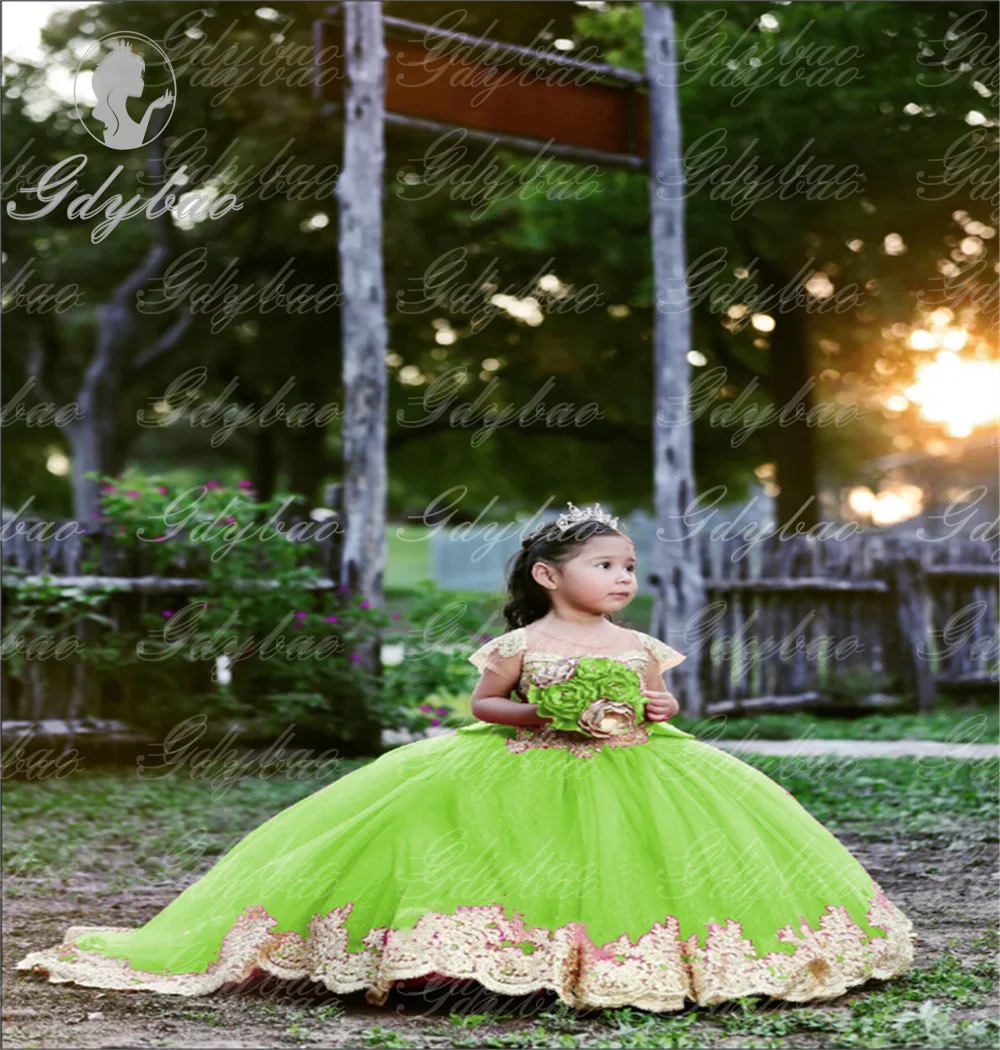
[670,700,1000,745]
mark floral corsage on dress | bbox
[528,658,647,739]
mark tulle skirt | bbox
[16,719,916,1011]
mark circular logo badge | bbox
[74,32,176,150]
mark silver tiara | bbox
[554,501,620,532]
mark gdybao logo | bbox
[5,32,239,242]
[75,33,176,149]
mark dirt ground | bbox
[3,824,997,1050]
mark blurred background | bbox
[1,1,997,754]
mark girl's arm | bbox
[470,655,552,728]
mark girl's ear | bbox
[530,560,556,591]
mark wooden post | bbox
[886,539,936,713]
[337,1,388,607]
[642,2,704,715]
[335,1,388,751]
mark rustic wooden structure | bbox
[314,1,702,706]
[693,532,997,715]
[336,3,389,609]
[4,524,995,730]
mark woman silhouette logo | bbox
[75,33,176,149]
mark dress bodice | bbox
[467,627,691,758]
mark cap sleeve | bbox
[636,631,686,674]
[468,627,526,674]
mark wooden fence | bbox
[689,531,998,715]
[1,516,997,731]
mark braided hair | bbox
[501,517,632,630]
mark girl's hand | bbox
[640,688,679,722]
[530,705,555,728]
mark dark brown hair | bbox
[501,517,633,630]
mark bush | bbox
[6,469,389,747]
[376,580,503,733]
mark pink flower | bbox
[430,718,441,726]
[156,486,169,494]
[436,707,448,716]
[360,601,371,609]
[125,490,141,498]
[325,615,339,623]
[206,480,220,489]
[350,653,363,661]
[338,586,349,593]
[295,612,307,620]
[162,610,173,617]
[238,480,253,488]
[102,484,116,494]
[419,704,433,712]
[391,613,401,620]
[225,517,236,524]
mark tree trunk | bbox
[756,260,819,529]
[642,1,705,715]
[284,424,328,512]
[253,425,278,504]
[29,133,193,524]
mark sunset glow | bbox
[904,350,1000,438]
[848,483,925,526]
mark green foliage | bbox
[103,469,388,740]
[2,574,117,679]
[6,468,390,742]
[376,580,498,732]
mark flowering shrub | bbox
[60,470,392,745]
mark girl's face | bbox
[534,533,638,615]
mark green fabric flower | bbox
[526,657,645,734]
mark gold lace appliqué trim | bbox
[15,884,915,1011]
[468,628,527,673]
[505,724,651,759]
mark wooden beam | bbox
[924,565,1000,578]
[706,578,890,593]
[0,576,340,592]
[315,4,648,162]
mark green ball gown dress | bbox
[16,628,916,1012]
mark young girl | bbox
[16,503,916,1012]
